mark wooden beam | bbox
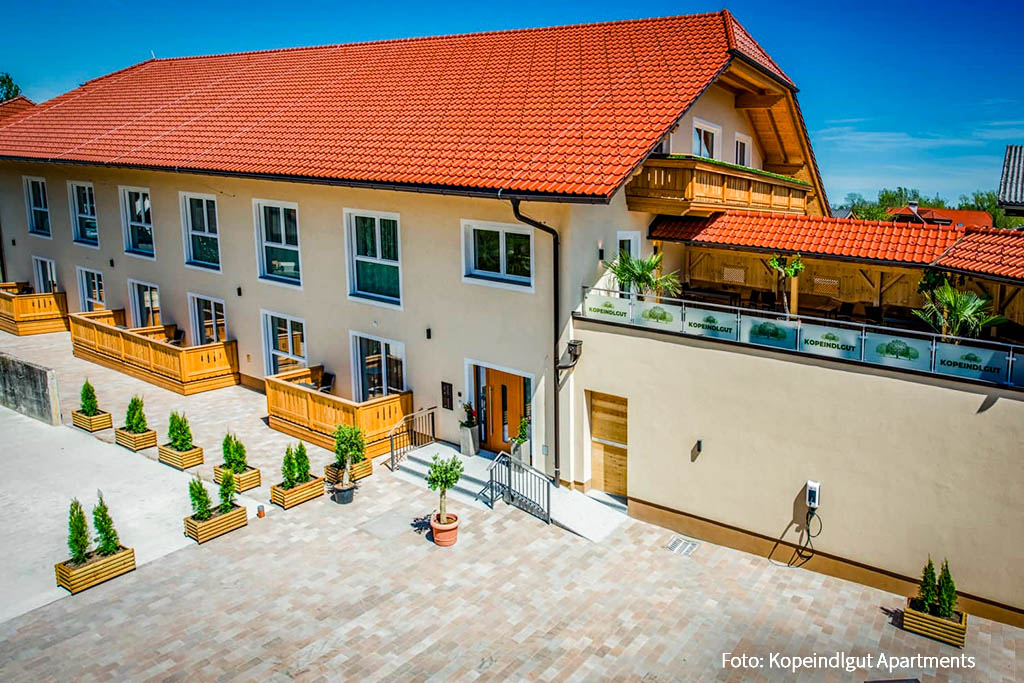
[735,93,785,109]
[758,259,775,276]
[857,268,876,290]
[688,251,708,276]
[790,275,799,315]
[1000,285,1019,313]
[764,163,806,176]
[880,272,905,295]
[765,108,789,164]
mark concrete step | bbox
[395,445,493,509]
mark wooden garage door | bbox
[590,392,627,497]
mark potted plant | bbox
[158,411,204,469]
[426,454,465,546]
[115,396,157,451]
[71,379,112,432]
[903,556,968,647]
[184,472,247,544]
[55,493,136,594]
[328,425,367,504]
[459,402,480,456]
[270,442,324,509]
[510,416,531,461]
[214,433,261,492]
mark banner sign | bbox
[633,300,683,332]
[584,292,630,323]
[933,342,1008,384]
[682,306,738,341]
[863,332,932,372]
[740,315,799,351]
[799,323,861,360]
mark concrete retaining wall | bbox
[0,352,61,425]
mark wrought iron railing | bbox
[488,452,551,523]
[580,286,1024,388]
[387,406,437,471]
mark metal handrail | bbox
[488,452,551,523]
[387,404,437,438]
[387,406,437,472]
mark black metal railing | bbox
[488,452,551,523]
[387,406,437,471]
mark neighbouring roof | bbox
[999,145,1024,211]
[0,95,36,123]
[831,207,856,219]
[933,228,1024,280]
[0,11,794,200]
[886,206,993,228]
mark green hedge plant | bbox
[222,433,248,473]
[280,442,310,489]
[281,445,297,489]
[293,442,310,484]
[67,498,90,565]
[333,425,365,486]
[79,380,99,417]
[167,412,194,451]
[936,559,958,619]
[425,454,464,525]
[188,476,212,521]
[218,471,236,514]
[92,491,120,556]
[124,396,148,434]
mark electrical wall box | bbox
[806,480,821,509]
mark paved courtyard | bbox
[0,331,1020,681]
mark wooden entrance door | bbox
[483,368,524,453]
[589,392,627,496]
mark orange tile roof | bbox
[0,12,793,200]
[0,95,35,123]
[933,228,1024,280]
[887,206,993,228]
[650,211,964,265]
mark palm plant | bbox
[913,282,1006,340]
[604,251,681,298]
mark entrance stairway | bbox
[391,442,493,510]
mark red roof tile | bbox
[650,211,964,265]
[934,228,1024,280]
[887,206,993,228]
[0,95,36,124]
[0,12,794,199]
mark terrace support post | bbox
[790,274,799,315]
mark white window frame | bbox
[32,256,57,293]
[253,199,302,289]
[118,185,156,260]
[349,330,407,402]
[126,278,161,328]
[734,132,753,167]
[188,292,228,345]
[76,266,105,312]
[261,310,307,375]
[652,133,671,154]
[180,192,222,273]
[461,219,535,293]
[68,181,99,248]
[692,118,722,160]
[23,176,51,238]
[343,208,403,309]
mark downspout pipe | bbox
[508,197,561,488]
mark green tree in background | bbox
[0,72,20,101]
[958,190,1022,229]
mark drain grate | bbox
[666,535,700,556]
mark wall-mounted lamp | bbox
[695,439,702,454]
[426,327,432,339]
[10,238,15,246]
[236,286,242,297]
[108,258,114,268]
[558,339,584,372]
[597,240,604,262]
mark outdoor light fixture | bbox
[236,286,242,297]
[567,339,583,361]
[597,240,604,262]
[109,258,115,267]
[426,328,432,339]
[695,439,702,454]
[10,238,15,246]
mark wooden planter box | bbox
[903,597,968,648]
[115,427,157,451]
[157,444,204,470]
[324,459,373,484]
[214,465,261,492]
[270,476,324,509]
[72,409,113,432]
[55,546,136,594]
[184,504,247,544]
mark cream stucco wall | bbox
[570,319,1024,609]
[0,160,571,457]
[667,84,762,167]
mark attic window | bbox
[722,265,746,284]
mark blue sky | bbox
[3,1,1022,206]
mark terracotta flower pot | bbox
[430,512,460,546]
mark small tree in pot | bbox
[332,425,365,504]
[426,454,464,546]
[459,402,479,456]
[73,379,112,431]
[116,395,157,450]
[92,491,120,556]
[67,498,90,565]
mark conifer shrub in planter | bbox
[270,442,324,509]
[214,433,261,492]
[72,379,112,432]
[426,454,464,546]
[326,425,368,504]
[158,411,204,469]
[903,556,968,647]
[55,493,135,594]
[184,472,247,543]
[115,396,157,451]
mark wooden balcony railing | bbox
[0,282,69,335]
[625,156,811,216]
[69,310,239,395]
[266,366,413,458]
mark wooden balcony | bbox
[69,310,239,395]
[0,282,69,335]
[266,366,413,458]
[625,156,811,216]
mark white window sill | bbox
[462,272,534,294]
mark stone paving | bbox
[0,330,1021,681]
